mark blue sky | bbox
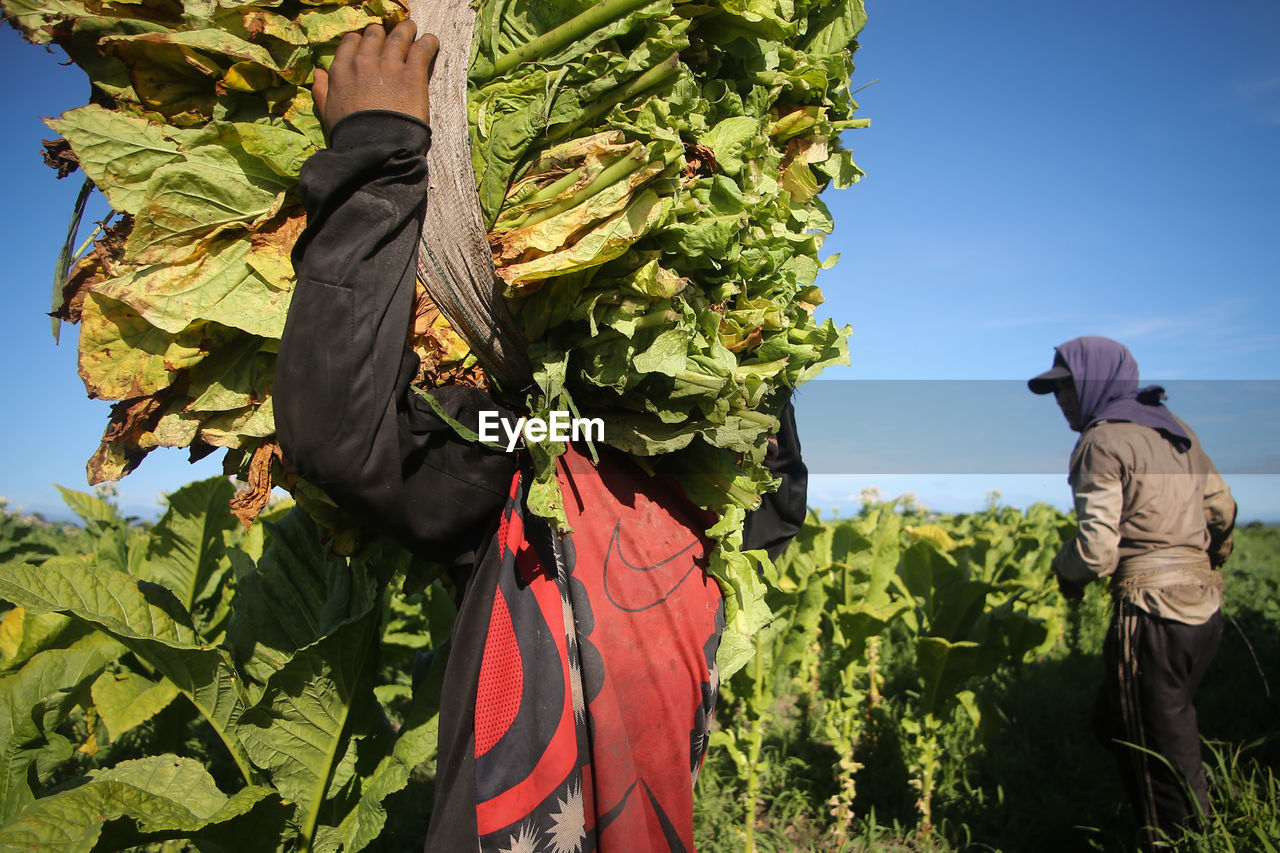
[807,0,1280,518]
[1,1,1277,522]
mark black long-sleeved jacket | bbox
[275,111,516,566]
[274,109,806,568]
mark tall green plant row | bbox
[0,480,448,852]
[7,488,1274,851]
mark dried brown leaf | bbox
[682,141,717,179]
[228,440,282,529]
[41,137,79,179]
[56,215,134,325]
[725,327,764,354]
[86,384,184,484]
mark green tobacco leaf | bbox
[717,0,799,38]
[54,483,125,528]
[0,755,280,853]
[232,121,317,180]
[284,87,326,150]
[658,175,746,261]
[185,338,275,413]
[338,639,447,852]
[898,539,947,615]
[197,399,277,448]
[0,608,84,675]
[141,476,238,616]
[595,412,698,456]
[703,115,763,176]
[0,553,196,647]
[769,567,832,675]
[706,506,773,679]
[0,631,124,823]
[899,540,991,640]
[972,600,1052,666]
[50,486,150,577]
[861,505,903,608]
[633,328,689,376]
[47,104,184,214]
[818,509,912,659]
[801,0,868,56]
[930,579,991,642]
[772,514,831,592]
[238,616,380,850]
[916,636,984,718]
[226,508,378,687]
[126,139,289,264]
[0,558,255,784]
[90,669,182,742]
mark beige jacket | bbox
[1053,418,1236,624]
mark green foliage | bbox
[0,480,447,852]
[3,488,1274,852]
[699,512,1280,853]
[706,500,1072,847]
[0,756,282,853]
[1182,740,1280,852]
[1222,522,1280,625]
[0,632,124,823]
[0,500,86,567]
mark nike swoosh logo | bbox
[602,521,704,613]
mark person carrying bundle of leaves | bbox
[274,20,807,852]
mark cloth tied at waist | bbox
[1111,550,1224,600]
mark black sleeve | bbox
[274,110,516,562]
[743,397,809,561]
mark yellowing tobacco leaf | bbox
[497,190,673,288]
[100,230,294,339]
[197,399,275,448]
[88,389,183,484]
[46,105,184,215]
[145,410,200,451]
[296,6,388,43]
[77,291,216,401]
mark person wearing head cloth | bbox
[1029,336,1237,850]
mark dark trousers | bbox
[1093,601,1222,850]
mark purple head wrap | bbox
[1054,336,1191,451]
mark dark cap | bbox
[1028,355,1071,394]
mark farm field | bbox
[1,483,1277,852]
[695,503,1280,852]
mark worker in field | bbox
[1029,335,1236,851]
[273,20,807,852]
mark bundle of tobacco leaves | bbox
[6,0,867,673]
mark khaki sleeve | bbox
[1054,434,1125,583]
[1201,455,1237,567]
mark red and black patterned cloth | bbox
[469,445,723,852]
